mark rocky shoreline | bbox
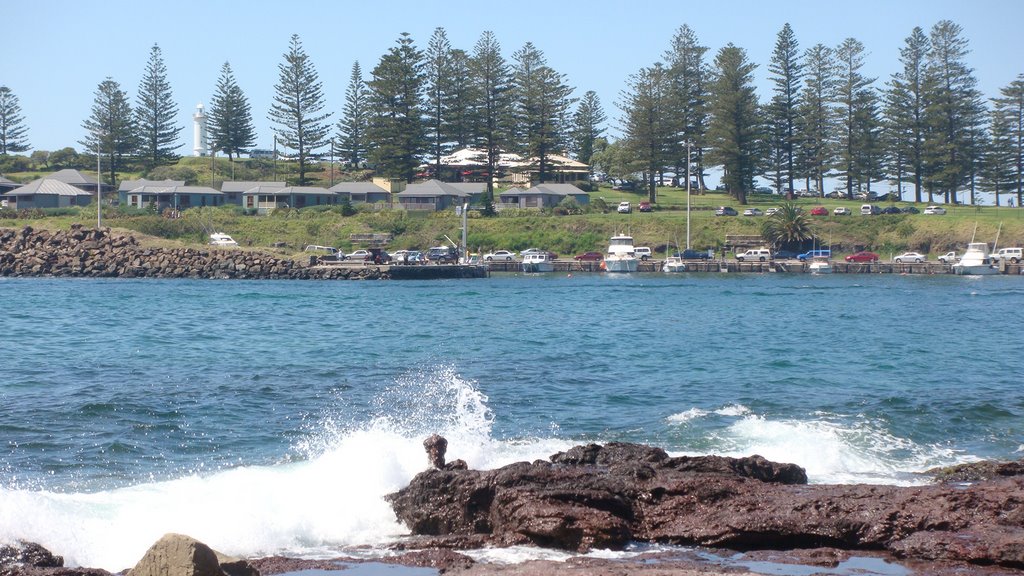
[0,226,385,280]
[4,440,1024,576]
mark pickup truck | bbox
[938,251,958,264]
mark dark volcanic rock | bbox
[929,458,1024,483]
[0,542,63,570]
[388,440,1024,569]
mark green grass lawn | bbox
[3,183,1023,261]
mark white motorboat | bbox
[662,255,686,273]
[952,242,999,276]
[808,256,832,274]
[521,252,554,273]
[209,233,238,246]
[603,234,639,273]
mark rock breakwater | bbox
[0,226,384,280]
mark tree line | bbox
[613,21,1024,207]
[1,22,1022,207]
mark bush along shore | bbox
[0,225,384,280]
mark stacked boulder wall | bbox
[0,226,384,280]
[387,441,1024,568]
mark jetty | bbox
[482,259,1023,275]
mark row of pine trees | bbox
[615,21,1023,206]
[1,21,1021,207]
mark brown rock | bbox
[127,534,252,576]
[388,442,1024,569]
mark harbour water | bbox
[1,273,1022,570]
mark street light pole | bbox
[96,142,102,229]
[686,140,691,250]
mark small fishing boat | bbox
[662,255,686,273]
[604,234,639,273]
[209,233,238,246]
[808,256,832,274]
[952,223,1000,276]
[521,252,554,273]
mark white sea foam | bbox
[665,404,973,485]
[714,404,751,417]
[709,414,973,485]
[0,365,575,571]
[666,407,708,423]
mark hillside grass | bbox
[3,183,1023,260]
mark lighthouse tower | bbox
[192,103,208,156]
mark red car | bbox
[810,206,828,216]
[574,252,603,261]
[845,251,880,263]
[638,201,653,212]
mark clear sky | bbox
[4,0,1022,155]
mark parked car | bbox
[923,205,947,215]
[305,245,343,261]
[483,250,517,261]
[674,249,712,260]
[833,207,851,216]
[797,249,831,261]
[810,206,828,216]
[881,206,902,214]
[345,249,370,260]
[742,208,763,216]
[894,252,927,263]
[428,246,459,263]
[574,251,603,261]
[991,247,1023,264]
[765,207,781,216]
[520,248,557,259]
[634,247,652,261]
[365,248,391,263]
[735,248,772,262]
[860,204,881,215]
[715,206,738,216]
[617,201,632,213]
[845,251,880,262]
[638,201,653,212]
[405,250,424,263]
[938,251,958,264]
[773,249,800,259]
[612,180,636,191]
[902,206,920,214]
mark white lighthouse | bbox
[192,103,208,156]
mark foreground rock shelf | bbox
[388,440,1024,569]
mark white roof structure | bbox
[436,148,523,168]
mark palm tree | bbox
[761,202,815,250]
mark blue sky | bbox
[4,0,1023,155]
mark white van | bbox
[735,248,772,262]
[992,247,1023,264]
[861,204,880,215]
[634,247,652,261]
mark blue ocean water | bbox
[1,273,1023,569]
